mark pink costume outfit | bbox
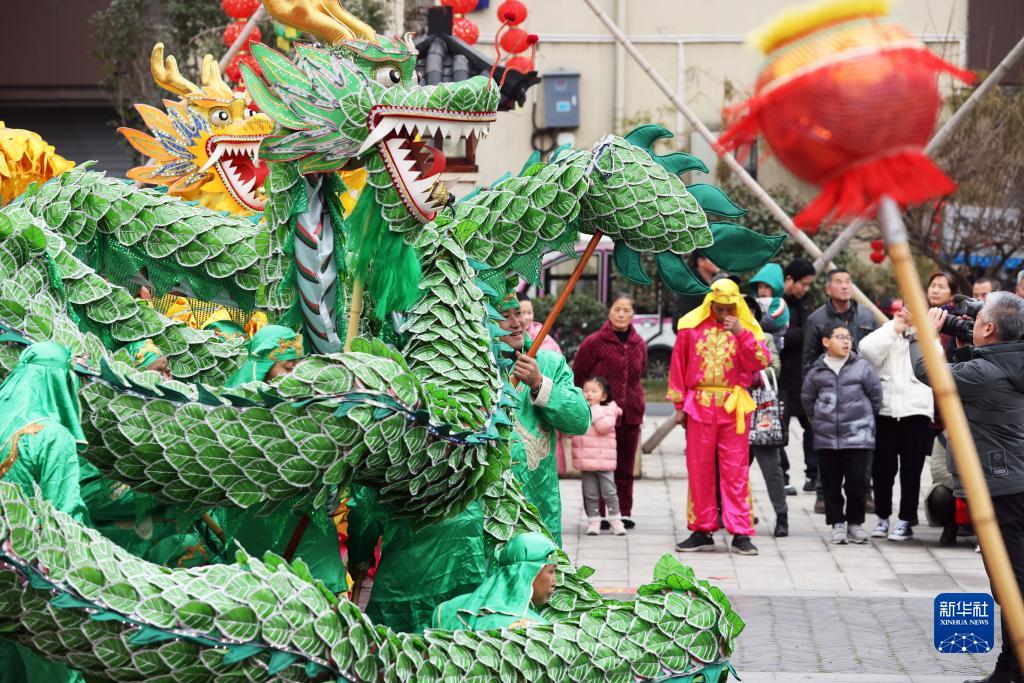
[668,317,770,536]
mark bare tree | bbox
[904,84,1024,291]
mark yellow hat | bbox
[677,278,765,340]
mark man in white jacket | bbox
[858,309,934,541]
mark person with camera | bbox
[911,291,1024,683]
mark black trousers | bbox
[872,415,931,523]
[818,449,869,525]
[782,400,817,482]
[984,492,1024,677]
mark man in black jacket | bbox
[912,292,1024,683]
[780,259,816,493]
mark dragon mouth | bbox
[203,136,270,211]
[362,107,496,222]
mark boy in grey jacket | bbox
[802,323,883,544]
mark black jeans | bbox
[818,449,869,525]
[782,401,817,482]
[983,492,1024,677]
[872,415,931,523]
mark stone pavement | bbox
[559,411,996,681]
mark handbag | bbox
[749,369,786,447]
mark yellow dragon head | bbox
[119,44,274,215]
[0,123,75,206]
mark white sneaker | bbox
[586,518,601,536]
[831,523,848,544]
[888,519,913,542]
[871,518,889,538]
[848,523,869,544]
[609,518,627,536]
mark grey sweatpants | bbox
[751,445,788,516]
[582,470,620,518]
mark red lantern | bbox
[452,17,479,45]
[869,251,886,264]
[718,1,974,232]
[222,20,262,48]
[226,48,264,84]
[497,0,528,26]
[500,27,530,54]
[441,0,479,13]
[221,0,261,20]
[505,55,534,73]
[870,239,884,251]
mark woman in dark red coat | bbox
[572,293,647,527]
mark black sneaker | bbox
[675,532,715,552]
[784,485,798,496]
[621,517,636,530]
[731,535,759,556]
[600,519,610,531]
[773,513,789,538]
[803,478,816,492]
[940,525,958,547]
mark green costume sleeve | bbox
[15,425,89,526]
[531,351,591,436]
[346,484,387,569]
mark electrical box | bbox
[542,70,580,129]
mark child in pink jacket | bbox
[572,377,626,536]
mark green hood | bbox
[434,532,556,631]
[124,339,163,369]
[224,325,303,388]
[0,341,85,447]
[749,263,784,297]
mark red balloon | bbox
[869,251,886,264]
[441,0,479,13]
[221,0,261,20]
[505,55,534,73]
[452,17,480,45]
[222,20,262,48]
[497,0,528,25]
[500,27,530,54]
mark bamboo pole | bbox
[511,232,602,388]
[219,6,267,72]
[344,279,364,353]
[879,196,1024,669]
[200,512,226,543]
[579,0,887,323]
[641,414,677,454]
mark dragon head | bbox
[118,44,274,215]
[244,0,499,226]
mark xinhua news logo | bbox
[934,593,995,654]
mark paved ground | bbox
[559,410,995,681]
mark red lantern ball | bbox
[500,27,530,54]
[870,239,884,251]
[869,251,886,264]
[505,55,534,73]
[221,0,261,20]
[226,48,264,84]
[222,20,262,48]
[497,0,528,25]
[452,17,479,45]
[441,0,479,13]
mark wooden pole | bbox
[879,196,1024,669]
[282,514,310,562]
[579,0,887,324]
[344,279,364,353]
[219,7,267,72]
[200,512,226,543]
[641,414,677,454]
[511,232,602,388]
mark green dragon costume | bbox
[0,1,786,679]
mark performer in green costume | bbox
[225,325,347,593]
[432,532,557,630]
[498,295,591,546]
[81,341,223,568]
[346,485,486,633]
[0,342,87,683]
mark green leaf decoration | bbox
[688,184,746,218]
[612,242,653,285]
[700,221,786,272]
[656,253,711,295]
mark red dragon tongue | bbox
[252,160,270,189]
[419,143,446,179]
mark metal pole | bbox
[219,6,267,72]
[879,196,1024,672]
[579,0,886,324]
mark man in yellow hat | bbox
[668,278,770,556]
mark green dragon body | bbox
[0,5,784,680]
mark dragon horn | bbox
[200,54,234,99]
[263,0,377,45]
[150,43,200,98]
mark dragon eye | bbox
[375,67,402,87]
[210,108,232,125]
